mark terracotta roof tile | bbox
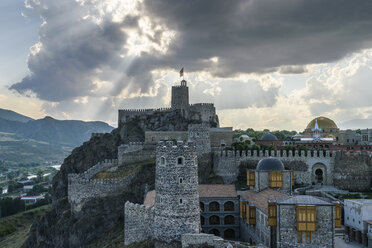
[198,184,237,198]
[143,184,237,207]
[240,188,287,214]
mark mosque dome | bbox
[306,116,338,130]
[256,157,284,171]
[260,133,278,141]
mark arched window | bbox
[160,156,166,166]
[201,215,205,225]
[224,201,235,211]
[209,229,220,236]
[209,215,220,225]
[224,215,235,225]
[177,156,184,166]
[209,201,220,211]
[179,177,183,184]
[200,202,205,212]
[224,229,235,239]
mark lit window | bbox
[247,171,255,186]
[292,171,295,186]
[269,172,283,188]
[224,201,235,211]
[268,202,277,226]
[296,206,316,232]
[248,206,256,225]
[209,201,220,211]
[335,203,342,228]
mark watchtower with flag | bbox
[171,68,189,110]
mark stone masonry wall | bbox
[333,151,372,191]
[79,159,118,179]
[68,172,136,212]
[214,149,334,185]
[278,205,334,248]
[118,142,155,165]
[124,202,154,245]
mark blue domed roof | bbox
[260,133,278,141]
[256,157,284,171]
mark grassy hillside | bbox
[0,205,51,248]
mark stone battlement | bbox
[156,140,196,152]
[220,149,334,159]
[190,103,214,107]
[124,201,154,245]
[80,159,118,179]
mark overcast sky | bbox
[1,0,372,131]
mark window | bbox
[224,201,235,211]
[224,215,235,225]
[292,171,295,186]
[209,201,220,211]
[268,202,277,226]
[296,206,316,232]
[177,157,184,165]
[248,206,256,225]
[179,177,183,184]
[335,203,342,228]
[247,170,255,186]
[179,198,183,204]
[160,156,166,166]
[209,215,220,225]
[200,202,205,212]
[269,172,283,188]
[201,215,205,225]
[297,231,302,243]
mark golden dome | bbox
[306,116,338,130]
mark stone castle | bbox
[66,79,372,247]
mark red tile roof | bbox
[240,188,287,214]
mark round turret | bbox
[256,157,284,171]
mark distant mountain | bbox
[0,108,34,123]
[0,108,114,165]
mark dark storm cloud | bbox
[138,0,372,76]
[9,0,372,103]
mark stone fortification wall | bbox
[118,143,155,165]
[171,84,189,110]
[214,149,333,184]
[210,127,233,147]
[80,159,118,179]
[118,108,173,126]
[188,124,211,155]
[333,151,372,191]
[144,131,188,145]
[189,103,218,125]
[68,172,136,212]
[124,202,154,245]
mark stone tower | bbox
[171,80,189,110]
[188,123,211,155]
[153,141,200,243]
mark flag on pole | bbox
[180,67,184,77]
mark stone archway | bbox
[312,163,327,185]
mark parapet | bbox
[219,149,335,159]
[156,140,196,152]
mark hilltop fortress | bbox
[66,79,372,247]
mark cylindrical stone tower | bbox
[171,80,189,110]
[153,140,200,243]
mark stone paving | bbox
[335,236,365,248]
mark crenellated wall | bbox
[189,103,218,124]
[117,143,155,165]
[124,202,154,245]
[79,159,118,179]
[213,149,372,190]
[68,172,136,212]
[118,108,173,125]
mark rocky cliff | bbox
[23,117,214,247]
